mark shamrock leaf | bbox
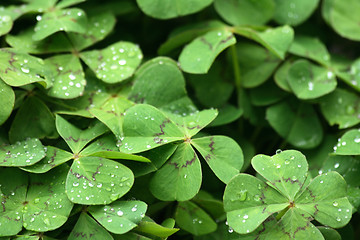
[0,165,73,236]
[136,0,213,19]
[80,41,143,84]
[0,79,15,125]
[223,150,352,239]
[178,29,236,74]
[0,138,45,167]
[333,129,360,155]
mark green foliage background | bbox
[0,0,360,239]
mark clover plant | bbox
[0,0,360,239]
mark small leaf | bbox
[45,54,86,99]
[214,0,275,26]
[0,48,52,88]
[55,115,108,154]
[289,35,331,66]
[80,41,143,83]
[9,96,56,142]
[252,150,308,200]
[178,29,236,74]
[223,173,288,234]
[66,157,134,205]
[266,100,323,149]
[287,60,337,99]
[0,12,13,37]
[21,146,73,173]
[150,143,201,201]
[274,58,294,92]
[333,129,360,155]
[175,201,217,236]
[319,88,360,129]
[191,136,243,184]
[0,138,45,167]
[273,0,320,26]
[135,217,179,238]
[90,96,134,138]
[119,104,185,154]
[136,0,213,19]
[335,58,360,92]
[32,8,88,41]
[68,213,113,240]
[68,12,116,51]
[296,172,352,228]
[24,165,73,232]
[233,25,294,59]
[0,79,15,125]
[89,201,147,234]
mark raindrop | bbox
[243,214,249,219]
[284,159,290,164]
[276,149,282,154]
[228,228,233,233]
[118,59,126,65]
[297,164,301,168]
[21,67,29,73]
[334,163,340,169]
[238,190,247,201]
[36,15,42,21]
[73,182,79,187]
[44,218,50,226]
[253,194,261,201]
[336,217,341,222]
[333,201,338,207]
[117,210,123,216]
[97,183,102,188]
[131,206,137,212]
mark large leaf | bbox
[333,129,360,155]
[80,41,143,84]
[32,8,88,41]
[0,138,45,167]
[55,115,108,154]
[178,29,236,74]
[175,201,217,236]
[214,0,274,26]
[0,79,15,125]
[45,54,86,99]
[191,136,243,184]
[266,101,323,149]
[287,60,337,99]
[273,0,320,26]
[66,157,134,204]
[89,200,147,234]
[150,143,202,201]
[136,0,213,19]
[9,96,56,142]
[233,25,294,59]
[0,48,52,88]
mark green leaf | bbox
[150,143,201,201]
[6,28,73,54]
[266,100,323,149]
[175,201,217,236]
[273,0,320,26]
[208,104,243,127]
[129,57,196,115]
[135,217,179,238]
[66,157,134,204]
[335,58,360,92]
[119,104,185,154]
[32,8,88,41]
[178,29,236,74]
[55,115,108,154]
[191,136,243,184]
[214,0,275,26]
[21,146,73,173]
[319,88,360,129]
[0,48,52,88]
[68,213,113,240]
[333,129,360,155]
[274,58,294,92]
[251,150,308,200]
[249,80,288,106]
[9,96,56,142]
[328,0,360,41]
[289,36,331,66]
[56,0,86,9]
[68,12,116,51]
[90,96,134,138]
[233,25,294,59]
[0,79,15,125]
[223,173,288,234]
[0,12,13,37]
[80,41,143,83]
[136,0,213,19]
[235,42,281,88]
[24,165,73,232]
[287,60,337,99]
[296,172,352,228]
[318,227,341,240]
[0,138,45,167]
[89,201,147,234]
[0,168,28,236]
[45,54,86,99]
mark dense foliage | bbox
[0,0,360,239]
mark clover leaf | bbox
[0,79,14,125]
[333,129,360,155]
[223,150,352,239]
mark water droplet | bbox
[334,163,340,169]
[336,217,341,222]
[243,214,249,219]
[44,218,50,225]
[284,159,290,164]
[36,15,42,21]
[73,182,79,187]
[228,228,233,233]
[253,194,261,201]
[118,59,126,65]
[327,71,334,79]
[34,198,40,204]
[97,183,102,188]
[238,190,247,201]
[21,67,29,73]
[131,206,137,212]
[117,210,123,216]
[276,164,281,169]
[297,164,301,168]
[333,201,338,207]
[276,149,282,154]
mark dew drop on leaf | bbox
[333,201,339,207]
[253,194,261,201]
[238,190,247,201]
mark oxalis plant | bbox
[0,0,360,239]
